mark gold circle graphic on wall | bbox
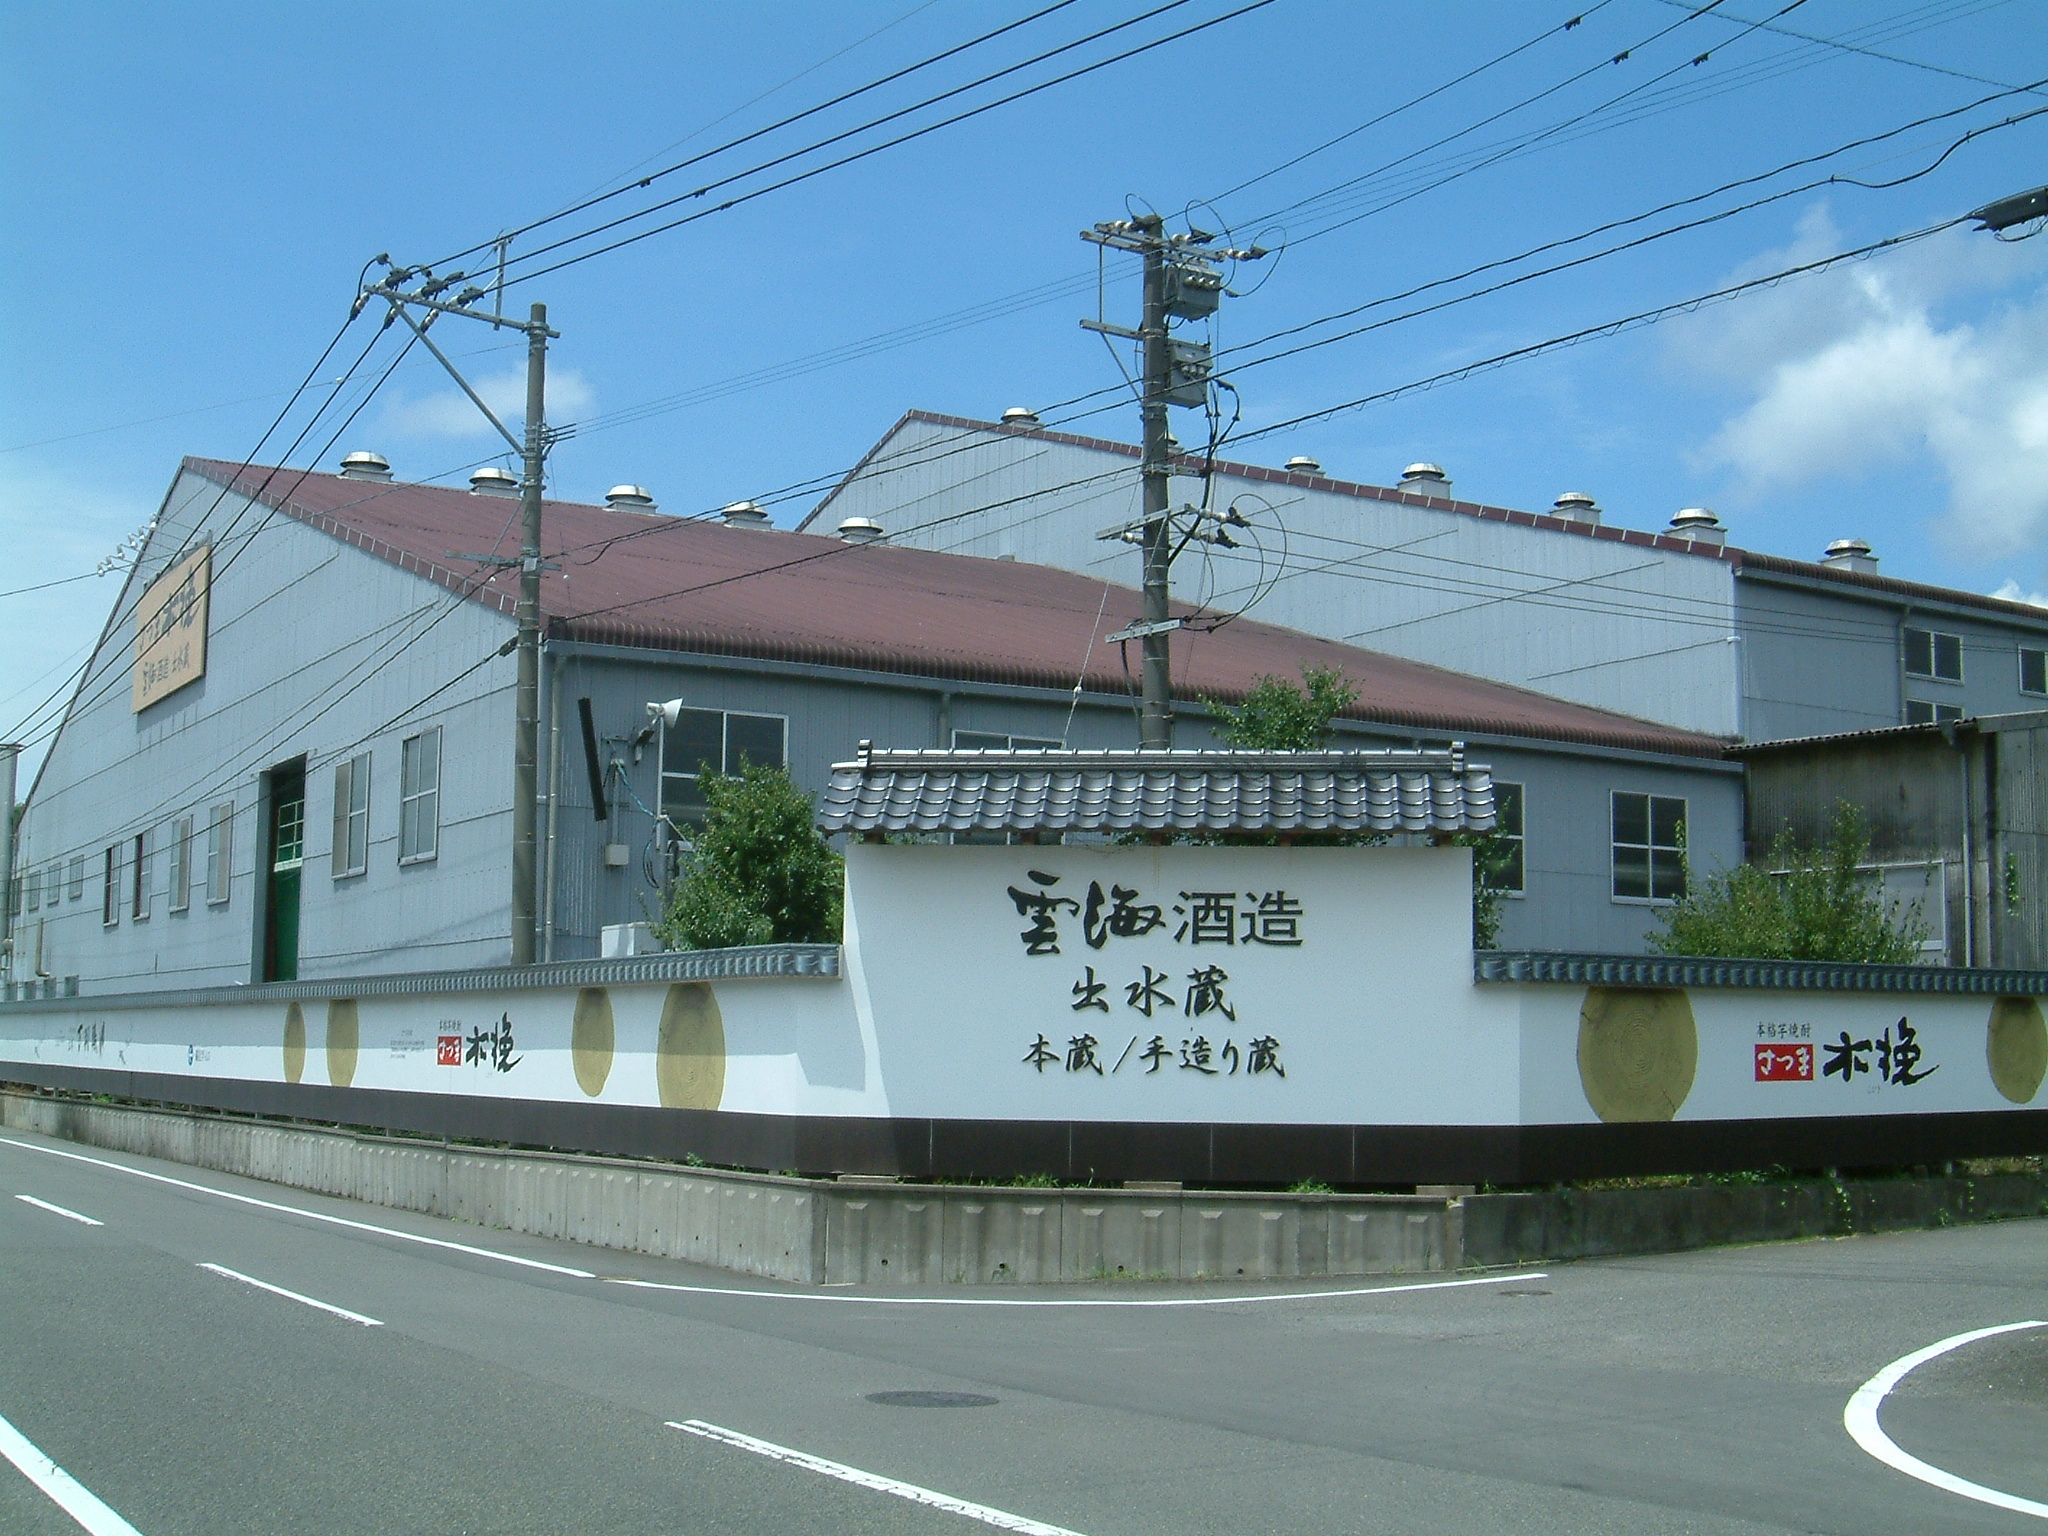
[1987,996,2047,1105]
[656,983,725,1111]
[572,987,615,1098]
[326,999,360,1089]
[282,1003,306,1084]
[1577,987,1697,1123]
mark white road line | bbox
[14,1194,103,1226]
[1844,1319,2048,1521]
[672,1419,1085,1536]
[0,1411,147,1536]
[197,1262,384,1327]
[0,1136,593,1278]
[609,1270,1546,1307]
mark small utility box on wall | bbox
[602,843,631,868]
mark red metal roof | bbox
[185,457,1727,759]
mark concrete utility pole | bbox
[357,264,558,964]
[511,304,548,967]
[1082,215,1264,749]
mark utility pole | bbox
[356,264,558,964]
[1083,215,1263,749]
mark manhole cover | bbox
[1496,1288,1553,1297]
[865,1390,999,1409]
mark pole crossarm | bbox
[358,280,559,336]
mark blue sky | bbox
[4,0,2046,779]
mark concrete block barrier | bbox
[7,1089,2039,1284]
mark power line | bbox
[497,1,1277,291]
[1655,0,2042,93]
[428,0,1089,272]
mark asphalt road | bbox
[2,1126,2043,1535]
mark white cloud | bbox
[1675,206,2048,564]
[1992,579,2048,611]
[375,367,594,441]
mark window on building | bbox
[399,728,441,863]
[130,830,150,920]
[1481,782,1525,894]
[68,854,85,902]
[2022,645,2047,697]
[331,752,371,878]
[1905,700,1964,726]
[1612,792,1686,902]
[1903,627,1962,682]
[102,845,119,927]
[23,867,40,913]
[205,803,233,905]
[658,709,788,822]
[952,731,1066,751]
[168,816,193,913]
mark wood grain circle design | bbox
[282,1003,306,1084]
[1577,987,1697,1123]
[1987,996,2047,1105]
[656,982,725,1110]
[572,987,615,1098]
[326,999,359,1088]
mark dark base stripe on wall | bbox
[5,1062,2044,1185]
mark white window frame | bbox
[2021,645,2046,698]
[1905,700,1963,726]
[68,853,85,903]
[1903,626,1963,683]
[951,731,1066,751]
[23,866,40,914]
[332,752,371,878]
[658,708,788,822]
[1611,791,1687,904]
[1482,781,1525,896]
[400,727,442,865]
[205,803,233,906]
[102,845,120,927]
[130,830,150,921]
[169,816,194,913]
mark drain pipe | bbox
[543,649,563,963]
[0,742,17,989]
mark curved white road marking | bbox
[672,1419,1086,1535]
[1844,1319,2048,1520]
[0,1410,148,1535]
[15,1194,103,1226]
[0,1136,593,1278]
[198,1262,383,1327]
[610,1270,1545,1306]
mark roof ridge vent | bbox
[837,516,885,545]
[469,466,519,497]
[1000,406,1041,428]
[1398,462,1451,498]
[1822,536,1878,574]
[605,484,659,514]
[1552,491,1600,525]
[1669,507,1724,547]
[339,450,393,482]
[721,500,772,529]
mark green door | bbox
[264,765,304,982]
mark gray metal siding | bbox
[15,469,517,992]
[832,418,1745,736]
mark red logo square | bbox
[1755,1043,1813,1081]
[436,1034,463,1067]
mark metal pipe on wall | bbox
[0,742,16,986]
[543,649,563,964]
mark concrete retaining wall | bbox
[1461,1174,2048,1266]
[9,1090,2038,1282]
[0,1090,1456,1284]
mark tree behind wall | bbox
[654,764,843,950]
[1207,666,1508,947]
[1650,802,1928,963]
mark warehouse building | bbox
[807,410,2048,741]
[6,451,1737,995]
